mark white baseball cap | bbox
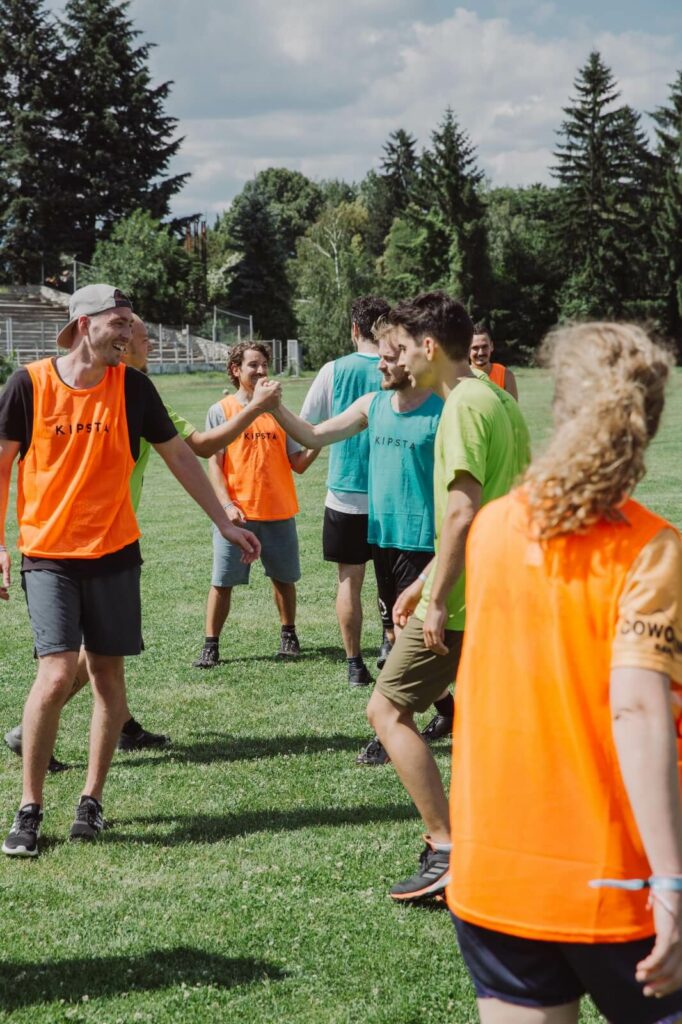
[57,284,133,348]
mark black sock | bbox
[347,655,365,669]
[121,717,136,734]
[204,636,219,647]
[281,624,296,635]
[434,693,454,718]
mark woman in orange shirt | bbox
[449,323,682,1023]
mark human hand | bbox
[224,501,247,526]
[252,379,282,411]
[636,891,682,998]
[223,525,261,564]
[422,601,449,655]
[392,578,423,629]
[0,549,10,601]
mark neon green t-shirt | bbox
[416,376,530,631]
[129,403,195,511]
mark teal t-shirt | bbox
[129,403,195,511]
[417,376,530,631]
[367,390,444,552]
[327,352,382,494]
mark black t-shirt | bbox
[0,361,178,576]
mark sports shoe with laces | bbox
[348,662,373,688]
[376,634,393,669]
[420,714,454,744]
[117,717,170,752]
[355,736,390,766]
[4,724,69,773]
[69,795,104,842]
[277,631,301,657]
[192,643,219,669]
[2,803,43,857]
[389,836,451,902]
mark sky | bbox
[48,0,682,220]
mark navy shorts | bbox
[452,914,682,1024]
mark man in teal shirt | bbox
[365,291,530,903]
[4,315,278,761]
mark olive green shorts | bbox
[374,615,463,713]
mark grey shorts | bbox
[212,518,301,587]
[374,615,462,713]
[21,567,143,657]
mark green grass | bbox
[2,368,680,1023]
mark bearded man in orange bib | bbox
[192,343,316,669]
[469,324,518,400]
[0,285,260,857]
[449,323,682,1023]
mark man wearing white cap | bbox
[0,285,261,857]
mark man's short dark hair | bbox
[351,296,391,342]
[226,342,271,388]
[473,321,491,339]
[388,291,474,360]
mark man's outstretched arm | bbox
[153,435,260,562]
[184,381,283,458]
[270,389,373,449]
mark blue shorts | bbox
[211,518,301,587]
[452,915,682,1024]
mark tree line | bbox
[0,1,680,365]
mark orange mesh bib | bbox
[448,492,677,942]
[219,395,298,521]
[18,359,139,558]
[488,363,506,388]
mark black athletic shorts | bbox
[322,508,371,564]
[452,914,682,1024]
[371,546,432,630]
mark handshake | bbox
[252,378,283,412]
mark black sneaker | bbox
[377,634,393,669]
[389,836,451,902]
[277,631,301,658]
[348,663,373,688]
[2,803,43,858]
[69,795,104,842]
[355,736,390,766]
[420,714,454,744]
[118,717,170,752]
[4,724,69,773]
[193,643,219,669]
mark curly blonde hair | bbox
[524,322,673,540]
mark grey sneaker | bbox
[389,836,451,902]
[348,662,373,688]
[4,724,69,772]
[3,803,43,857]
[355,736,390,766]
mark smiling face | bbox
[394,324,435,389]
[232,347,269,394]
[470,332,493,370]
[378,331,410,391]
[83,306,134,367]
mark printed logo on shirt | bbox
[54,421,110,436]
[373,433,417,451]
[619,617,682,656]
[243,430,279,441]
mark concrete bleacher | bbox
[0,286,69,363]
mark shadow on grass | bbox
[114,731,374,766]
[110,801,418,845]
[0,948,287,1010]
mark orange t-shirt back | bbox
[219,395,298,521]
[448,492,676,942]
[18,359,139,558]
[488,363,506,389]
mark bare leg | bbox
[477,998,580,1024]
[205,586,232,637]
[368,689,450,843]
[81,653,127,803]
[272,580,296,625]
[336,563,365,657]
[71,647,134,722]
[21,652,80,806]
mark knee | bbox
[367,691,395,732]
[33,669,76,707]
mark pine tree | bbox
[58,0,188,261]
[0,0,65,282]
[409,109,491,313]
[651,71,682,345]
[553,51,653,319]
[362,129,419,258]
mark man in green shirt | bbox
[4,315,279,762]
[365,291,530,903]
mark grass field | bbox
[1,368,680,1023]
